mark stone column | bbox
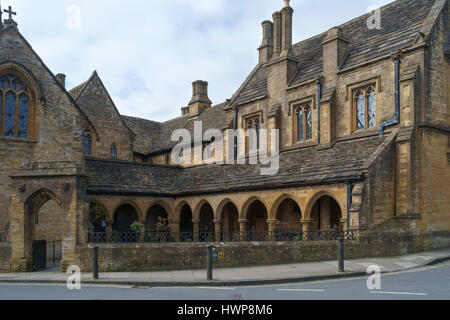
[301,218,313,240]
[168,220,180,242]
[192,219,200,242]
[214,219,223,242]
[106,220,113,240]
[267,219,279,241]
[238,219,247,241]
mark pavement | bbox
[0,247,449,287]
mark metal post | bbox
[93,246,99,279]
[338,237,344,272]
[206,245,213,281]
[52,241,55,267]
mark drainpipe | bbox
[379,56,401,136]
[234,108,238,160]
[317,81,322,145]
[346,180,352,232]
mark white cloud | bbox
[1,0,394,122]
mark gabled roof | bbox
[0,25,98,136]
[69,71,135,138]
[122,102,228,155]
[231,0,438,105]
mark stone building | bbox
[0,0,449,272]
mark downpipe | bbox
[379,58,400,136]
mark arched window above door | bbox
[0,73,34,139]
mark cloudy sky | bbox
[2,0,392,122]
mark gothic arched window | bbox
[110,143,117,159]
[295,103,312,142]
[83,135,92,156]
[353,85,376,131]
[0,73,33,139]
[246,116,261,152]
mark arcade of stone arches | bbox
[88,190,346,239]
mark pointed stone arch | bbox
[270,194,302,232]
[305,190,343,231]
[240,196,268,220]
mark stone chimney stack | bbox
[322,27,349,85]
[56,73,66,88]
[258,20,273,64]
[272,11,282,55]
[281,4,293,55]
[188,80,212,116]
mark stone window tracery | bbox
[0,73,33,139]
[294,103,312,142]
[110,143,117,159]
[353,85,376,131]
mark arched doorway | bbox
[112,204,139,242]
[310,195,342,231]
[146,204,168,232]
[198,202,214,242]
[24,189,63,271]
[275,198,301,240]
[246,200,268,240]
[179,204,193,241]
[219,201,239,241]
[88,203,107,242]
[145,204,169,242]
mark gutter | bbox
[379,57,400,136]
[317,81,322,145]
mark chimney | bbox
[258,20,273,64]
[56,73,66,88]
[281,4,293,55]
[188,80,212,116]
[322,27,349,85]
[272,11,282,55]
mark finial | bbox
[284,0,291,7]
[3,5,17,29]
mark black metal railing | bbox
[88,230,356,244]
[0,232,8,243]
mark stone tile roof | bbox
[122,102,228,155]
[68,80,89,100]
[86,134,390,196]
[232,0,436,102]
[121,116,162,155]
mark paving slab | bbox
[0,247,448,287]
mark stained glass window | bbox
[306,106,312,140]
[18,94,29,139]
[1,74,31,139]
[248,120,254,151]
[356,92,365,130]
[368,89,376,128]
[4,91,16,137]
[110,143,117,159]
[297,109,303,142]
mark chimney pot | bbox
[56,73,66,88]
[188,80,212,116]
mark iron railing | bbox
[88,230,356,244]
[0,232,8,243]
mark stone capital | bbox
[213,219,223,224]
[300,218,314,224]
